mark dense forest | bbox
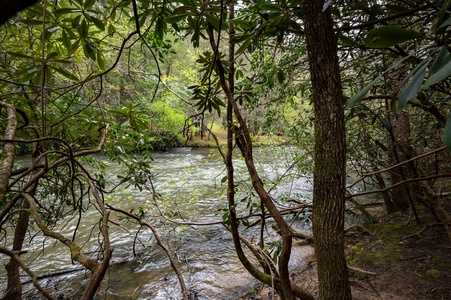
[0,0,450,299]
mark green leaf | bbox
[50,66,79,81]
[364,26,421,48]
[375,140,388,151]
[259,3,281,12]
[444,115,451,151]
[69,40,81,55]
[339,34,357,46]
[97,51,106,71]
[83,0,96,9]
[397,61,428,110]
[438,16,451,30]
[277,69,286,83]
[46,52,59,61]
[346,56,411,108]
[72,14,82,28]
[235,38,252,56]
[155,17,165,40]
[380,118,391,130]
[17,67,38,82]
[87,15,105,31]
[62,30,72,51]
[83,41,97,60]
[229,18,253,30]
[165,13,189,24]
[20,19,44,25]
[345,78,378,108]
[53,8,79,15]
[6,51,35,60]
[430,46,451,74]
[78,19,89,39]
[108,24,115,35]
[423,59,451,89]
[205,13,227,31]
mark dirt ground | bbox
[235,211,451,300]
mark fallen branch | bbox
[348,265,377,275]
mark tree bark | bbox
[0,102,17,205]
[301,1,352,299]
[3,201,30,300]
[388,112,415,211]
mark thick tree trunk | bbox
[301,1,352,299]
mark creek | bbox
[1,147,314,299]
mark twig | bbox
[82,177,113,300]
[106,204,189,300]
[348,265,377,275]
[347,146,446,189]
[347,173,451,199]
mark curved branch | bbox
[0,125,109,224]
[22,193,100,272]
[0,246,55,300]
[106,204,189,300]
[347,146,446,189]
[81,177,113,300]
[347,173,451,199]
[336,4,434,32]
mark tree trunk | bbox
[388,112,414,211]
[301,1,352,299]
[2,200,31,300]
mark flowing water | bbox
[1,147,315,299]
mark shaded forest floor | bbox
[236,211,451,300]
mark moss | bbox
[363,223,378,231]
[375,221,420,244]
[346,242,363,264]
[433,260,451,270]
[70,244,81,259]
[364,252,384,265]
[425,269,441,278]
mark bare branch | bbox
[81,177,113,300]
[347,173,451,199]
[347,146,447,189]
[0,125,108,224]
[106,204,189,300]
[0,246,56,300]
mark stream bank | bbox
[236,212,451,300]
